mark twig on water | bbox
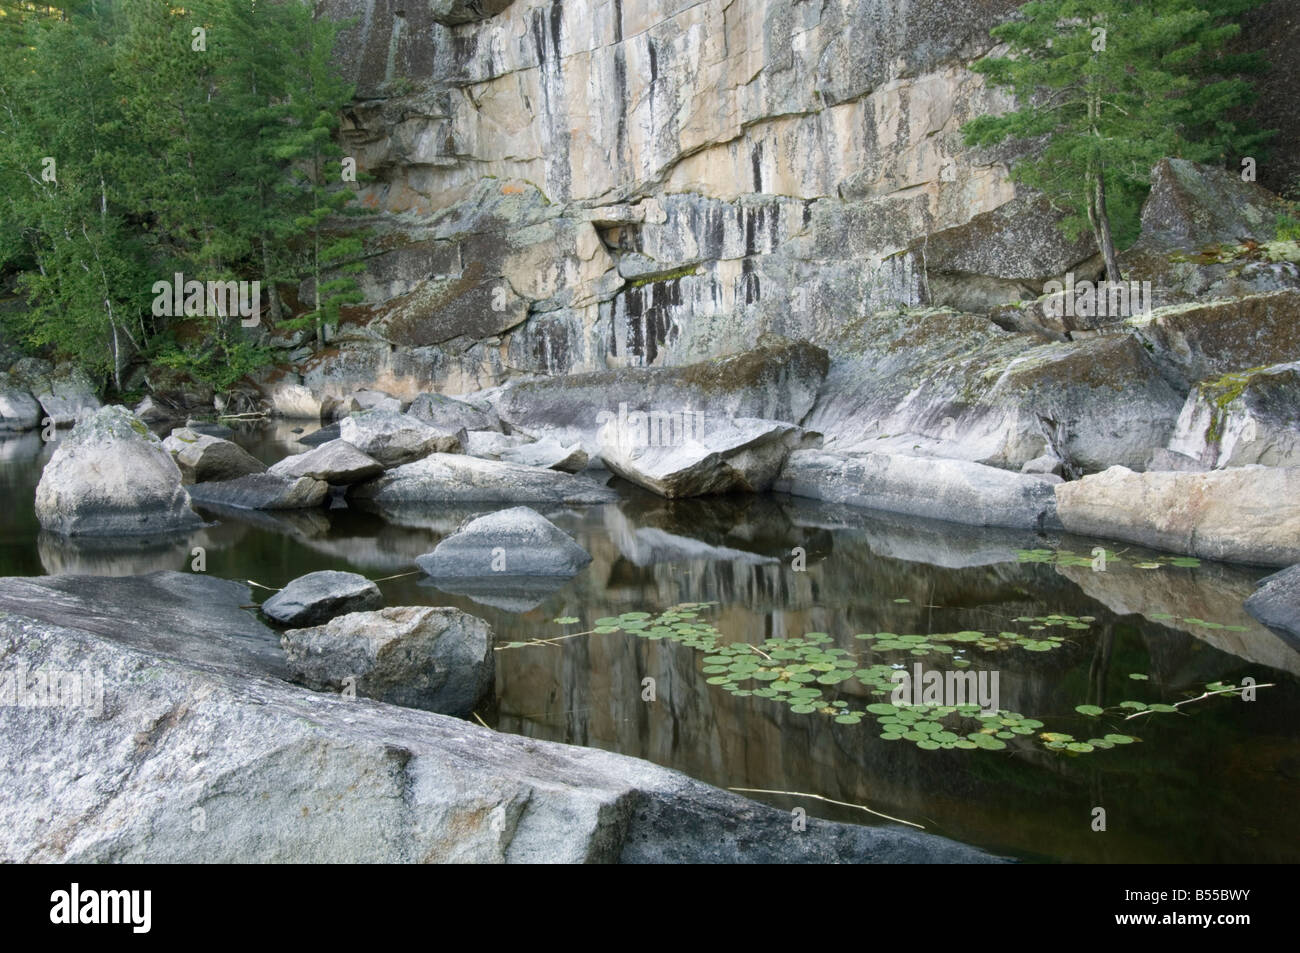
[728,787,925,829]
[1123,683,1275,720]
[472,712,491,730]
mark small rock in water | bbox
[417,506,591,579]
[261,570,384,626]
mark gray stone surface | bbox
[602,417,811,497]
[351,453,618,504]
[188,473,329,510]
[162,427,268,484]
[35,406,202,536]
[1244,564,1300,645]
[340,409,460,467]
[261,570,384,626]
[281,606,493,715]
[0,570,999,863]
[269,439,385,484]
[417,506,591,578]
[775,449,1062,531]
[1055,465,1300,566]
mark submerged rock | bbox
[1054,466,1300,566]
[269,439,385,484]
[188,473,329,510]
[261,570,384,626]
[281,606,494,716]
[1244,564,1300,645]
[350,453,618,504]
[775,449,1062,531]
[162,427,268,484]
[35,406,202,536]
[417,506,591,579]
[339,409,460,467]
[601,417,811,498]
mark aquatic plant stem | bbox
[1123,683,1276,720]
[728,787,925,829]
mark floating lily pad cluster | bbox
[533,608,1256,759]
[871,704,1045,751]
[1016,548,1200,569]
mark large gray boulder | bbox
[492,336,829,452]
[407,391,501,433]
[601,417,811,497]
[22,362,101,426]
[1120,159,1300,308]
[35,405,202,536]
[269,439,385,484]
[1126,290,1300,391]
[162,427,268,484]
[261,570,384,626]
[1166,362,1300,469]
[339,409,460,467]
[0,571,997,863]
[775,449,1062,531]
[188,473,329,510]
[350,453,618,504]
[281,606,494,716]
[804,309,1183,474]
[417,507,591,579]
[1244,564,1300,645]
[0,374,40,432]
[1055,465,1300,566]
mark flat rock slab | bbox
[1244,564,1300,645]
[189,473,329,510]
[261,570,384,626]
[269,439,385,484]
[350,453,618,504]
[0,587,999,862]
[601,417,809,497]
[340,409,460,467]
[282,606,493,715]
[0,571,287,679]
[417,506,591,578]
[1055,465,1300,567]
[775,449,1061,531]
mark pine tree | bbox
[962,0,1271,280]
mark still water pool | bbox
[3,421,1297,862]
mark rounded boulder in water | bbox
[416,506,591,578]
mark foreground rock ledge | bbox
[0,603,997,863]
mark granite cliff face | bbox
[289,0,1104,402]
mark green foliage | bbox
[962,0,1272,261]
[0,0,365,393]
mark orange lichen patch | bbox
[501,182,526,195]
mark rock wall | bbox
[299,0,1076,399]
